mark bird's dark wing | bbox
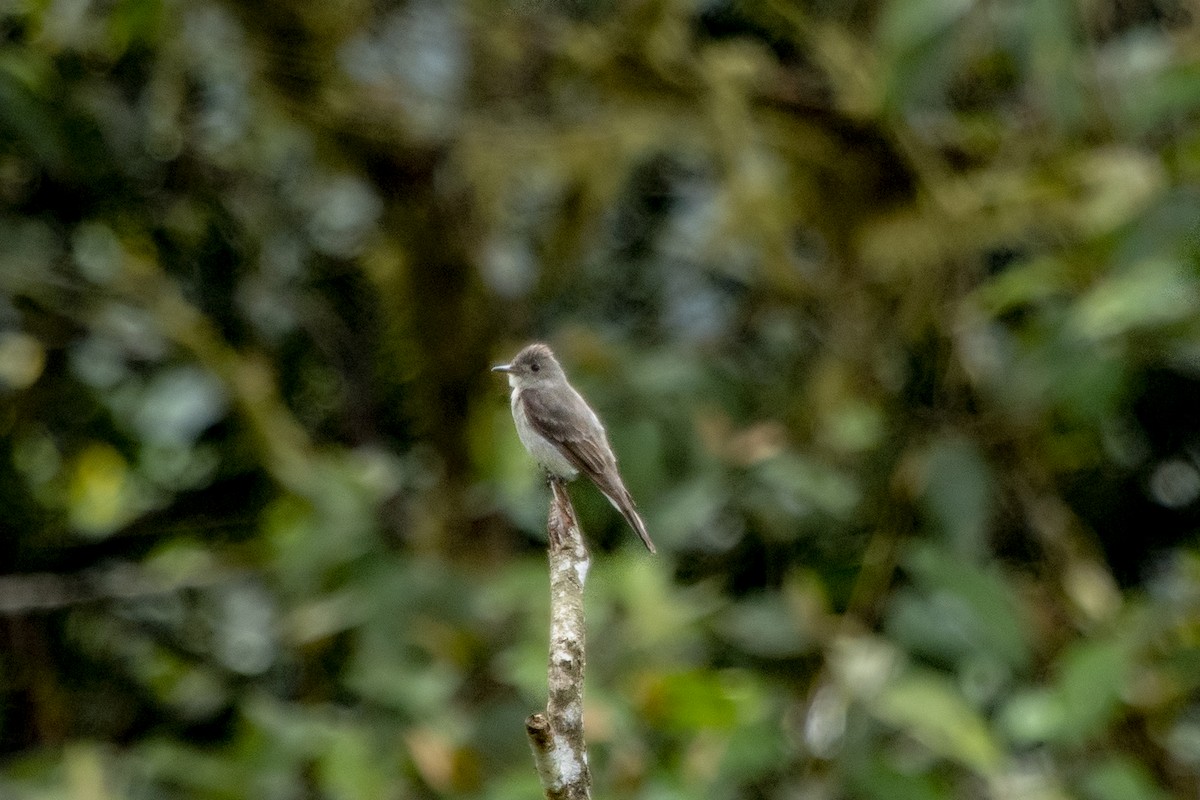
[520,386,657,553]
[518,386,614,479]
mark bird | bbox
[492,343,656,553]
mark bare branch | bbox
[526,480,591,800]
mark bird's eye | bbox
[530,362,540,372]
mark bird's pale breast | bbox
[512,389,579,480]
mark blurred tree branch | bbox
[126,264,317,493]
[0,562,236,615]
[526,481,591,800]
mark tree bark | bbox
[526,480,592,800]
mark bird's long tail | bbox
[606,488,656,554]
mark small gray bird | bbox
[493,343,656,553]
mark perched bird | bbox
[493,343,656,553]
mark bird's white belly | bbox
[512,392,578,480]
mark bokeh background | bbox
[3,0,1200,797]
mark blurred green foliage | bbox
[2,0,1200,798]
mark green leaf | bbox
[1056,636,1133,742]
[318,725,386,800]
[1081,756,1170,800]
[713,593,812,658]
[750,454,861,521]
[920,436,992,560]
[974,256,1069,316]
[846,752,950,800]
[1001,634,1134,744]
[1001,687,1068,744]
[642,670,749,732]
[873,670,1003,776]
[1071,258,1199,340]
[888,543,1031,671]
[878,0,972,55]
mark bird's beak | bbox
[491,363,513,373]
